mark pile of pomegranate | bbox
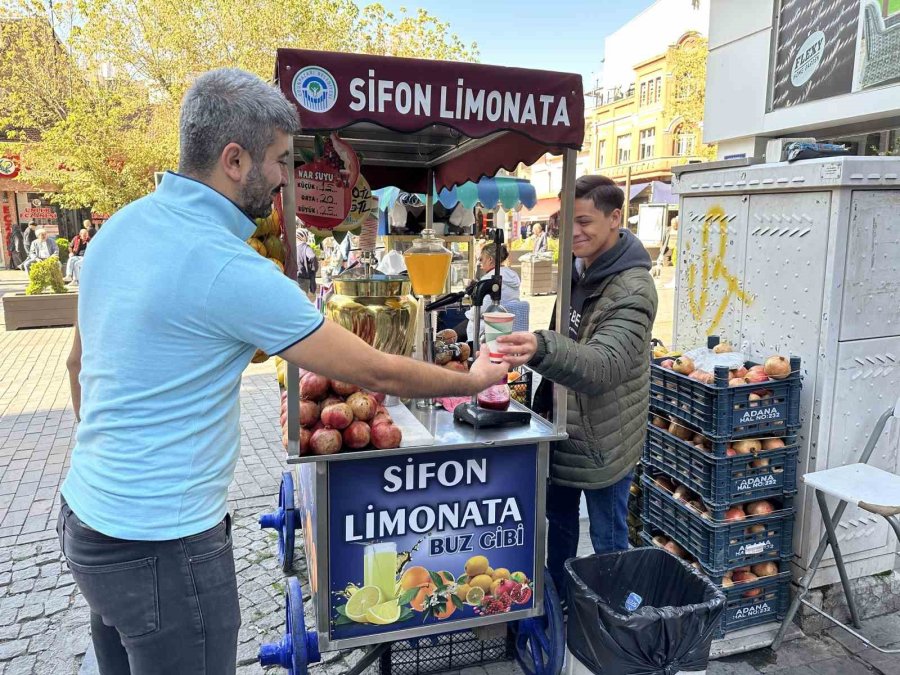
[652,473,779,522]
[659,351,792,388]
[279,373,402,455]
[649,534,779,597]
[651,416,788,458]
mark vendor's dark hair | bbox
[575,175,624,216]
[483,243,509,264]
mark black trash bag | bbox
[565,548,725,675]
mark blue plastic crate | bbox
[641,532,790,637]
[641,477,794,574]
[649,356,802,440]
[642,422,799,511]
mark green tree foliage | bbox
[1,0,477,213]
[665,35,716,161]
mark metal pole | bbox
[623,164,632,229]
[554,149,576,436]
[284,135,301,459]
[816,490,862,628]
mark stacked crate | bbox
[641,348,802,638]
[520,259,555,295]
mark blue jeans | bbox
[546,472,633,604]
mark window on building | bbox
[654,76,662,103]
[617,134,631,164]
[647,79,656,105]
[675,132,695,157]
[639,128,655,160]
[640,82,647,106]
[596,140,606,169]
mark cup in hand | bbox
[483,312,515,364]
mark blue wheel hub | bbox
[258,577,320,674]
[259,472,300,573]
[513,568,565,675]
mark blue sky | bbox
[363,0,657,86]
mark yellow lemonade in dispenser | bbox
[363,542,398,601]
[404,250,452,296]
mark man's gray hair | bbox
[178,68,299,176]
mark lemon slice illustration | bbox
[345,585,383,623]
[466,587,485,606]
[366,599,401,625]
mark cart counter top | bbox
[287,401,565,464]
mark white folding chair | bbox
[772,398,900,653]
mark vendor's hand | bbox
[494,332,538,368]
[468,347,510,390]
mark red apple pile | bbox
[279,374,402,455]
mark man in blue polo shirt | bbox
[59,69,509,675]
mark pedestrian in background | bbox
[22,227,58,274]
[296,228,319,295]
[65,228,91,282]
[22,221,37,254]
[532,222,548,254]
[494,175,658,606]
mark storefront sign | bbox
[1,193,14,265]
[328,445,538,639]
[295,160,351,229]
[0,156,19,180]
[277,50,583,147]
[771,0,900,110]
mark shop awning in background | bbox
[629,183,650,200]
[650,180,677,205]
[627,181,677,204]
[375,176,536,212]
[519,197,559,221]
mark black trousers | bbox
[57,497,241,674]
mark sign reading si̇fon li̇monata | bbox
[276,49,584,149]
[328,445,538,639]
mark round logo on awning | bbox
[293,66,338,113]
[791,31,826,88]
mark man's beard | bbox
[239,164,279,220]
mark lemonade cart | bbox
[258,49,583,675]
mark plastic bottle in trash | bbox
[620,591,643,613]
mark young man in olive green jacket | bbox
[496,175,658,602]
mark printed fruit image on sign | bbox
[296,134,363,235]
[328,445,538,639]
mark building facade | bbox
[518,0,710,222]
[586,35,707,187]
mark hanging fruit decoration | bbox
[295,133,376,239]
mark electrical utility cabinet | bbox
[671,156,900,587]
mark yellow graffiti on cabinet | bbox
[686,206,753,334]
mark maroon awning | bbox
[275,49,584,191]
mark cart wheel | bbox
[513,569,565,675]
[258,471,299,573]
[258,577,321,674]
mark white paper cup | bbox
[483,312,515,363]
